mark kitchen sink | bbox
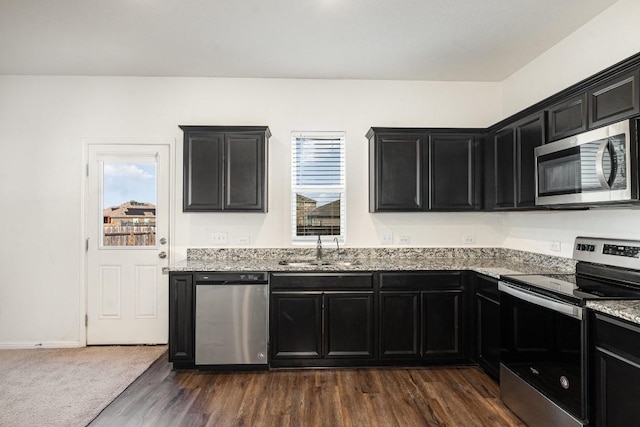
[278,259,360,267]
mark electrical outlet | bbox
[462,235,476,244]
[551,241,561,252]
[381,233,393,245]
[237,236,250,244]
[210,232,228,245]
[398,235,410,245]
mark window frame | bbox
[291,131,346,245]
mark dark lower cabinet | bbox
[378,272,469,363]
[474,274,500,381]
[591,312,640,426]
[269,273,375,367]
[324,293,374,358]
[270,293,322,358]
[423,290,461,357]
[168,274,194,367]
[379,292,421,358]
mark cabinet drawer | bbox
[594,313,640,364]
[270,273,373,290]
[379,272,461,290]
[475,274,500,301]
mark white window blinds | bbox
[291,131,346,243]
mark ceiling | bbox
[0,0,618,81]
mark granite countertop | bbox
[169,246,640,324]
[587,300,640,325]
[168,257,567,279]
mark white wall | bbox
[502,0,640,116]
[499,0,640,256]
[2,0,639,348]
[0,76,502,347]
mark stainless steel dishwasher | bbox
[194,272,269,367]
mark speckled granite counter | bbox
[168,247,576,279]
[587,301,640,326]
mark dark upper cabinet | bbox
[368,128,482,212]
[369,131,425,211]
[588,69,640,129]
[492,127,516,209]
[488,112,545,210]
[168,274,194,367]
[515,113,545,208]
[181,126,270,212]
[430,134,482,210]
[546,68,640,143]
[547,94,588,142]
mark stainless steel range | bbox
[499,236,640,427]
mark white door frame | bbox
[80,137,176,346]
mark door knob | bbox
[158,251,167,259]
[160,237,167,245]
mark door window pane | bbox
[102,162,157,247]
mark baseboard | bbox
[0,341,83,349]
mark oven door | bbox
[535,119,632,206]
[499,282,586,423]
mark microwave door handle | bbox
[595,139,611,189]
[606,139,618,187]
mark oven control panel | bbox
[574,237,640,269]
[602,244,640,258]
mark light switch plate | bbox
[211,232,228,245]
[551,241,561,252]
[381,233,393,245]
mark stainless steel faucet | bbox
[334,237,341,260]
[316,235,323,262]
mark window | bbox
[291,131,346,243]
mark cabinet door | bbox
[168,274,194,365]
[324,293,374,358]
[493,127,515,209]
[547,94,588,141]
[430,134,480,210]
[515,113,545,208]
[379,292,420,358]
[588,69,640,129]
[476,292,500,380]
[224,132,266,211]
[271,293,322,359]
[422,290,462,359]
[183,132,223,211]
[593,348,640,426]
[373,133,425,211]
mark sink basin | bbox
[278,259,360,267]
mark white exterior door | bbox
[86,143,170,344]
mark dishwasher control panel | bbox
[195,272,268,283]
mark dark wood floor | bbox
[89,353,525,426]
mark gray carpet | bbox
[0,345,167,427]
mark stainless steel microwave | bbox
[535,119,638,206]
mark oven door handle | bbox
[498,282,584,320]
